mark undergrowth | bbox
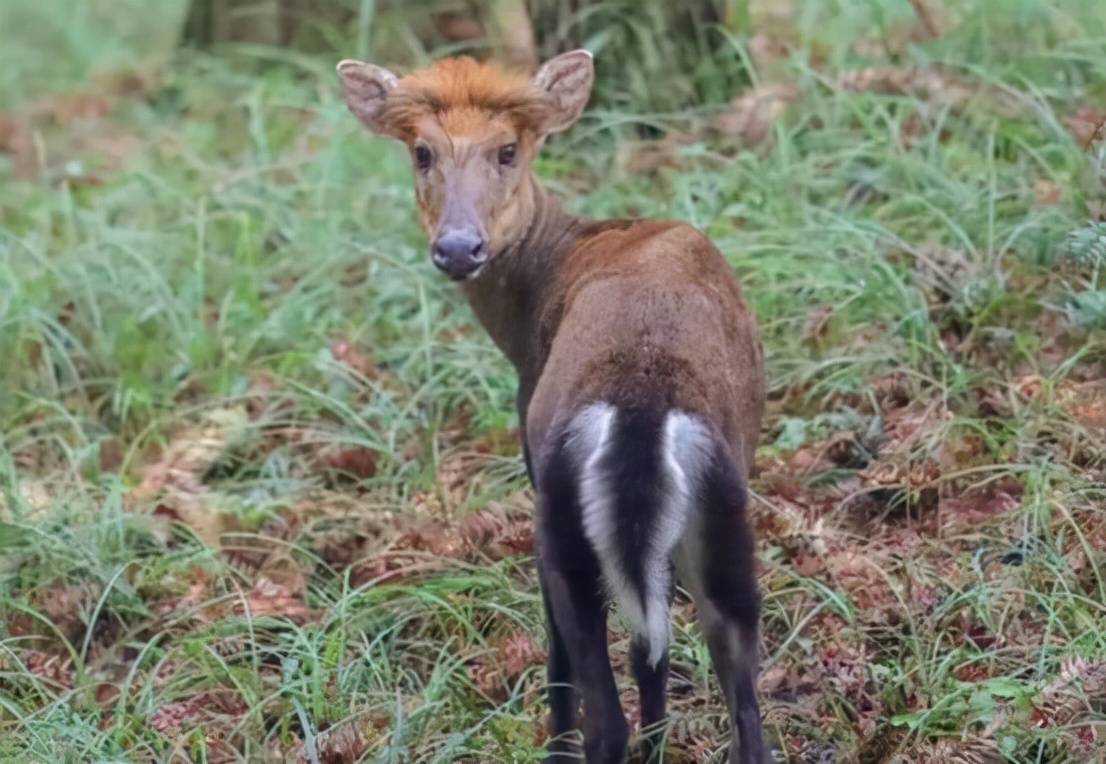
[2,1,1106,762]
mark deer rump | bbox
[561,403,712,667]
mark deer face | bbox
[338,51,593,281]
[403,109,534,280]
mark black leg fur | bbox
[679,443,766,764]
[630,636,668,763]
[541,569,580,757]
[537,439,629,764]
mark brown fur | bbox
[543,219,763,466]
[378,57,550,138]
[340,52,767,762]
[458,182,767,763]
[462,191,764,471]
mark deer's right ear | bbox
[337,60,399,135]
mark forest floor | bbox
[3,1,1106,761]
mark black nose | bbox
[432,229,488,281]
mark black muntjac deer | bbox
[338,50,767,764]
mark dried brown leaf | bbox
[130,408,250,547]
[501,630,544,679]
[468,629,545,701]
[712,83,797,146]
[838,66,1020,118]
[905,738,1003,764]
[460,504,534,559]
[329,338,378,378]
[1065,104,1106,148]
[236,576,319,624]
[318,444,379,480]
[1057,379,1106,431]
[149,688,246,763]
[33,580,97,642]
[23,650,74,689]
[907,0,946,38]
[316,723,368,764]
[614,136,686,175]
[940,482,1020,526]
[132,407,247,501]
[1033,178,1064,206]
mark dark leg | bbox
[697,594,764,764]
[523,439,536,486]
[541,569,580,757]
[539,555,628,764]
[517,391,535,487]
[536,456,629,764]
[630,636,668,763]
[677,451,766,764]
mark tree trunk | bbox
[182,0,282,46]
[488,0,538,71]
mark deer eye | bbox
[414,144,433,172]
[498,143,517,166]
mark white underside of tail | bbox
[567,403,713,667]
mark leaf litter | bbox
[6,4,1106,761]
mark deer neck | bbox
[461,175,581,392]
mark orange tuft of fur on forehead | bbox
[379,56,550,138]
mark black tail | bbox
[564,402,714,667]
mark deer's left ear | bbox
[532,49,594,135]
[337,59,400,136]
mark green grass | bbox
[3,1,1106,761]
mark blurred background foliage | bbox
[180,0,752,118]
[0,0,753,116]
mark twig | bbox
[907,0,943,39]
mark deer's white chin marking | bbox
[463,262,488,281]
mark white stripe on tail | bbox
[566,404,646,632]
[567,403,714,667]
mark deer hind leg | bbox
[537,531,628,763]
[536,433,628,764]
[539,568,579,756]
[697,586,765,764]
[675,447,766,764]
